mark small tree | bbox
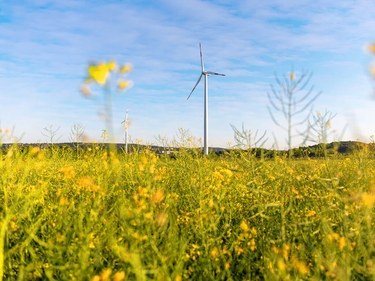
[101,129,109,143]
[81,60,132,152]
[172,128,201,149]
[267,70,321,156]
[230,123,267,150]
[154,135,171,154]
[69,123,85,144]
[69,123,85,157]
[41,124,62,146]
[307,110,336,144]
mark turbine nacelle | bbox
[204,71,225,76]
[187,71,225,100]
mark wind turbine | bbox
[187,43,225,155]
[121,108,130,153]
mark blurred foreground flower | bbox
[362,192,375,207]
[365,43,375,77]
[370,65,375,77]
[80,60,132,147]
[81,60,132,98]
[289,72,295,81]
[118,80,132,91]
[88,62,112,85]
[366,43,375,86]
[369,43,375,54]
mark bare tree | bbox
[69,123,85,144]
[307,110,336,144]
[69,123,85,156]
[267,70,321,156]
[230,123,267,150]
[41,124,62,145]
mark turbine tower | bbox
[121,108,129,153]
[187,43,225,155]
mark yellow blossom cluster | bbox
[81,60,132,97]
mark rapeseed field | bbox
[1,145,375,280]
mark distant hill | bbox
[1,140,374,158]
[294,141,373,157]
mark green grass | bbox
[1,145,375,280]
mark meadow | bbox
[1,143,375,281]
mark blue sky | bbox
[1,0,375,149]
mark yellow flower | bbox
[248,239,256,251]
[236,247,244,256]
[339,237,346,250]
[118,80,131,91]
[120,64,132,73]
[240,220,249,232]
[277,259,287,271]
[369,43,375,53]
[271,246,279,254]
[9,221,17,231]
[37,151,44,160]
[151,189,164,204]
[156,212,168,226]
[59,166,76,179]
[30,147,40,155]
[80,85,91,97]
[78,176,95,190]
[59,196,69,205]
[107,60,117,71]
[370,65,375,77]
[88,62,110,85]
[306,210,316,217]
[113,271,125,281]
[100,269,112,281]
[222,169,233,178]
[210,247,219,258]
[251,227,257,236]
[362,192,375,207]
[289,72,295,81]
[282,244,290,260]
[291,256,309,275]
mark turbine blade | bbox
[205,71,226,76]
[199,43,204,72]
[187,74,203,100]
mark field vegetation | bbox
[1,141,375,280]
